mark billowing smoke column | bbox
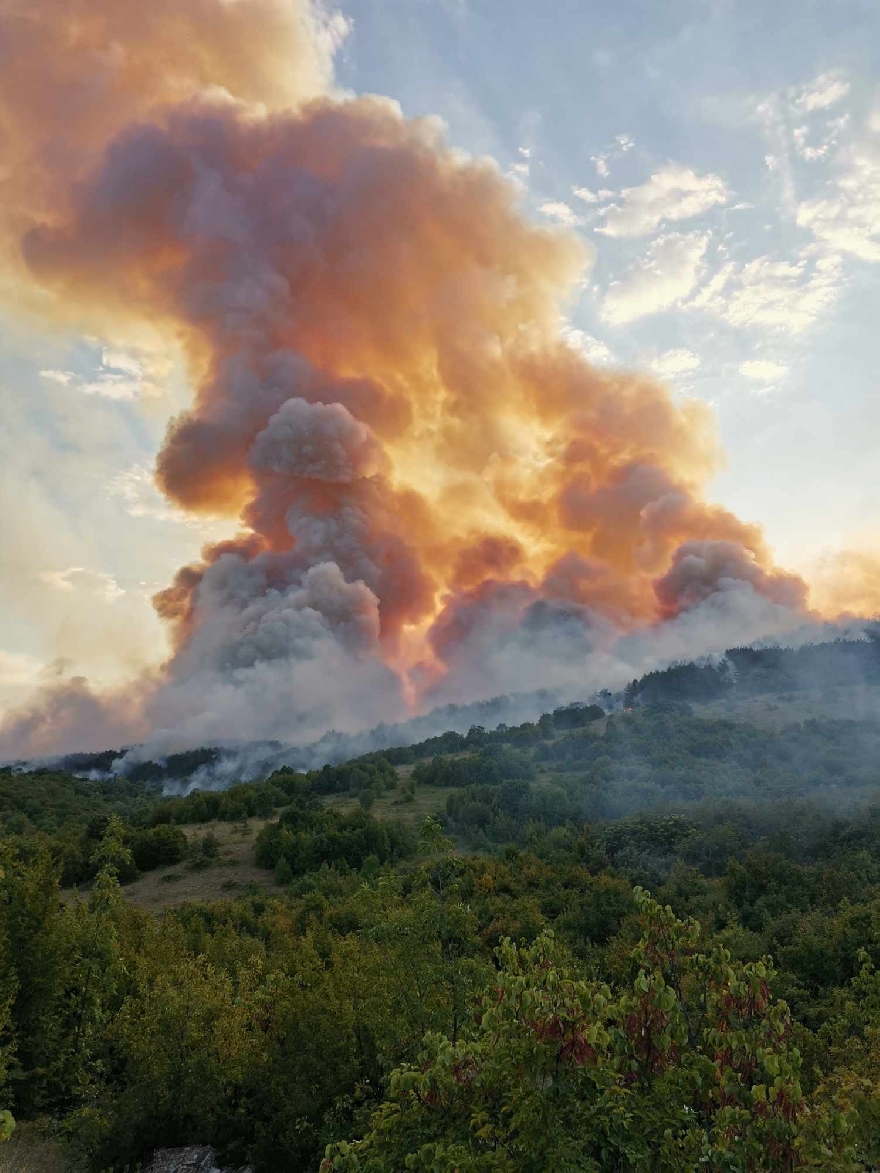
[0,0,829,757]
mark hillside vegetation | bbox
[1,645,879,1170]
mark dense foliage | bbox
[0,768,158,837]
[623,636,880,708]
[325,893,850,1172]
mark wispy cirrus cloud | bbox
[602,231,710,325]
[797,137,880,262]
[539,200,585,227]
[792,114,849,163]
[40,348,157,400]
[591,132,634,178]
[571,185,612,204]
[792,71,851,114]
[595,164,729,238]
[689,249,844,333]
[649,348,702,378]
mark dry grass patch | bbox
[121,817,278,910]
[63,817,279,913]
[0,1124,68,1173]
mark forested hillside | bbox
[45,636,880,787]
[2,665,880,1170]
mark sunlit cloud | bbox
[560,325,615,364]
[792,72,851,114]
[602,232,709,325]
[539,200,585,227]
[797,140,880,262]
[649,348,702,378]
[40,349,158,400]
[740,359,789,380]
[38,566,125,602]
[690,249,844,333]
[595,164,729,238]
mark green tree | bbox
[418,816,452,858]
[0,853,16,1143]
[323,890,855,1172]
[59,818,133,1112]
[815,949,880,1166]
[0,842,68,1114]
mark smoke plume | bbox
[0,0,872,759]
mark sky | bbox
[0,0,878,724]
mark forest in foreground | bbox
[1,649,880,1170]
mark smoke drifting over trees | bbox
[0,0,876,759]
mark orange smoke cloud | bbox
[0,0,838,756]
[809,550,880,619]
[0,0,339,303]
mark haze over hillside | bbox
[8,634,877,794]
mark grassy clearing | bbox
[61,818,279,913]
[323,776,455,829]
[67,781,455,912]
[0,1124,67,1173]
[120,818,279,911]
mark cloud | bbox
[756,96,797,215]
[596,164,729,238]
[101,348,144,376]
[560,326,615,364]
[107,464,229,533]
[793,72,851,114]
[591,132,634,179]
[39,369,73,385]
[755,72,853,224]
[38,567,125,602]
[602,232,709,325]
[539,200,584,227]
[691,249,843,333]
[740,359,789,381]
[507,146,532,182]
[797,141,880,262]
[793,111,850,163]
[39,349,157,400]
[649,348,701,378]
[572,187,613,214]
